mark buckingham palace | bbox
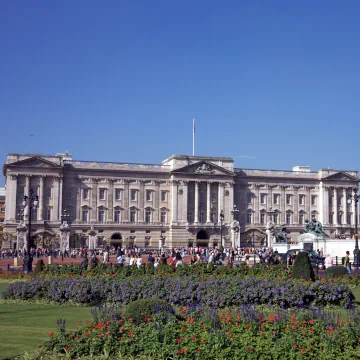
[1,152,359,250]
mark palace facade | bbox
[1,153,359,250]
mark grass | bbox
[0,300,93,359]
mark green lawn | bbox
[0,301,92,359]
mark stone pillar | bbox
[255,184,260,224]
[194,181,199,223]
[24,175,31,220]
[139,180,145,222]
[206,182,211,223]
[305,186,311,221]
[107,179,114,222]
[171,179,178,223]
[227,183,234,222]
[154,181,160,222]
[293,186,299,225]
[344,188,348,225]
[218,182,224,221]
[334,188,338,225]
[52,176,59,222]
[90,179,98,222]
[352,189,356,226]
[59,176,63,221]
[182,181,188,224]
[76,185,81,222]
[323,186,329,225]
[280,185,286,223]
[318,181,324,224]
[5,174,18,221]
[38,176,44,220]
[123,180,129,222]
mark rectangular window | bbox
[83,188,89,200]
[45,187,52,199]
[273,214,278,224]
[273,194,279,205]
[31,208,38,221]
[114,209,121,223]
[187,211,193,223]
[161,210,166,224]
[146,190,152,201]
[44,207,51,221]
[67,187,74,200]
[145,210,151,223]
[115,189,121,201]
[130,209,136,223]
[99,189,106,200]
[82,209,88,222]
[286,194,291,205]
[329,213,333,224]
[286,213,291,225]
[98,209,105,222]
[260,213,265,225]
[260,194,266,204]
[247,212,252,224]
[247,193,252,204]
[131,189,137,201]
[311,195,316,206]
[161,191,167,201]
[299,214,304,225]
[299,195,305,205]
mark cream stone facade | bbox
[1,153,359,250]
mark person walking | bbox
[324,254,333,269]
[344,251,351,274]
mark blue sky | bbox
[0,0,359,186]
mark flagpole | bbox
[192,118,195,156]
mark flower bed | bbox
[2,277,355,308]
[34,306,360,359]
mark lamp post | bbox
[23,190,39,273]
[347,189,359,269]
[219,209,224,250]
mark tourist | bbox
[129,255,135,266]
[117,254,125,266]
[103,247,109,263]
[154,258,160,268]
[91,253,99,266]
[344,251,351,274]
[160,253,167,265]
[136,254,142,268]
[81,252,88,270]
[324,254,333,269]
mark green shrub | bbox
[34,259,45,275]
[325,266,348,277]
[123,298,174,324]
[292,251,315,281]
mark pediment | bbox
[7,156,61,169]
[172,160,234,176]
[323,171,358,182]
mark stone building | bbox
[1,152,359,250]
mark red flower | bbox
[196,348,201,352]
[105,331,111,335]
[65,346,71,351]
[268,316,275,322]
[309,329,314,334]
[191,335,196,341]
[201,339,206,343]
[48,332,54,337]
[38,345,42,349]
[227,332,233,338]
[245,324,250,328]
[77,322,82,326]
[119,327,125,333]
[309,319,315,325]
[98,334,103,338]
[120,337,124,341]
[128,318,133,323]
[178,349,183,355]
[147,317,152,322]
[177,338,182,343]
[293,345,298,349]
[301,349,306,354]
[184,348,188,353]
[181,325,186,331]
[128,333,133,337]
[248,349,254,353]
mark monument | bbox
[231,220,240,248]
[88,225,98,250]
[297,218,329,251]
[266,222,289,248]
[16,221,27,252]
[59,222,71,253]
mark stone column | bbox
[5,174,18,221]
[107,179,114,222]
[52,176,59,222]
[352,189,356,226]
[171,179,178,223]
[323,186,329,225]
[38,176,44,220]
[318,181,325,224]
[154,181,160,222]
[90,179,98,222]
[344,188,348,225]
[334,188,338,225]
[255,184,260,224]
[123,180,129,222]
[293,186,299,225]
[206,182,211,223]
[182,181,188,224]
[218,182,224,221]
[305,186,311,221]
[59,176,63,221]
[280,185,286,223]
[24,175,31,221]
[76,185,81,222]
[194,181,199,223]
[139,180,145,222]
[227,183,234,222]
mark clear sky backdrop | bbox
[0,0,359,186]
